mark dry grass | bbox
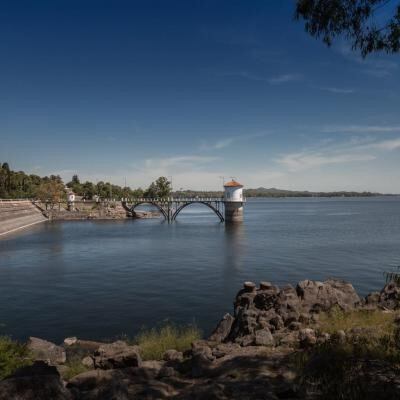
[318,307,397,336]
[133,323,201,361]
[292,308,400,399]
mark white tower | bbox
[223,180,244,222]
[67,191,75,211]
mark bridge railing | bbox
[121,197,225,202]
[121,197,246,203]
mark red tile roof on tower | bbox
[224,180,243,188]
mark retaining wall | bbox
[0,200,47,237]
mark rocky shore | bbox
[1,278,400,399]
[43,202,160,221]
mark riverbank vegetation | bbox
[0,336,32,380]
[133,323,201,361]
[0,162,395,200]
[293,308,400,399]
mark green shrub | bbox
[133,323,201,361]
[0,336,32,380]
[62,357,90,380]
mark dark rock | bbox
[288,321,302,331]
[299,328,317,347]
[163,349,183,362]
[253,291,277,310]
[365,291,381,305]
[235,334,255,347]
[296,279,360,312]
[243,281,256,291]
[379,282,400,309]
[191,342,214,378]
[208,313,234,342]
[0,361,72,400]
[254,329,274,346]
[27,337,66,365]
[158,366,176,378]
[82,356,94,368]
[275,285,300,313]
[211,343,241,358]
[63,337,77,346]
[93,341,142,369]
[269,315,284,330]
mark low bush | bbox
[62,357,90,380]
[0,336,32,380]
[133,323,201,361]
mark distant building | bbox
[67,192,75,202]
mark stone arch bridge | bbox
[121,198,225,222]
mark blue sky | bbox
[1,0,399,192]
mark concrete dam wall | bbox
[0,200,47,237]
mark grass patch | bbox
[0,336,32,380]
[62,357,90,380]
[133,323,201,361]
[292,308,400,399]
[318,307,397,336]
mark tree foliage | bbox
[295,0,400,56]
[36,178,66,208]
[144,177,172,198]
[0,163,62,199]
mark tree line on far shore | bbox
[0,162,390,204]
[0,163,173,203]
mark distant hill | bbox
[173,187,394,198]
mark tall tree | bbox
[36,180,66,208]
[295,0,400,56]
[144,177,172,198]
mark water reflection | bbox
[224,222,246,272]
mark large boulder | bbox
[93,341,142,369]
[208,313,234,342]
[296,279,360,312]
[0,361,72,400]
[378,281,400,309]
[254,328,274,346]
[27,337,66,365]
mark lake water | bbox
[1,197,400,343]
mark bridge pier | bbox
[224,201,244,223]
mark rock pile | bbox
[2,278,400,399]
[210,278,361,347]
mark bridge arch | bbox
[172,201,224,222]
[122,201,168,220]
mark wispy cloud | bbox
[143,155,219,170]
[360,138,400,151]
[319,87,355,94]
[220,71,302,85]
[268,73,302,85]
[276,134,400,172]
[199,132,268,151]
[322,125,400,134]
[277,151,376,171]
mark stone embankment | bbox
[44,202,159,220]
[0,200,47,237]
[1,279,400,399]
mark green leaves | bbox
[295,0,400,57]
